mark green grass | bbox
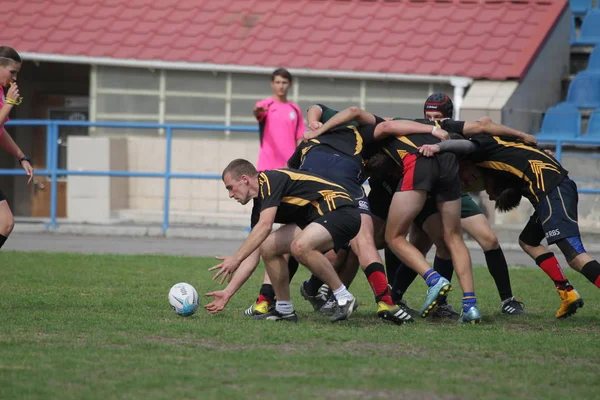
[1,251,599,400]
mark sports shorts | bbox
[311,205,362,252]
[367,177,396,221]
[397,152,461,202]
[519,177,580,246]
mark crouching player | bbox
[205,159,361,322]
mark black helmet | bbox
[424,93,454,119]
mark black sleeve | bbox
[259,171,286,211]
[287,144,304,169]
[438,119,466,135]
[250,198,261,229]
[358,124,377,145]
[373,115,385,125]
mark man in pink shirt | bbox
[244,68,305,317]
[254,68,305,171]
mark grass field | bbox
[1,251,599,400]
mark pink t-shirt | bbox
[0,87,8,135]
[255,97,305,171]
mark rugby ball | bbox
[168,282,199,317]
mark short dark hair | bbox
[222,159,258,180]
[271,68,292,83]
[0,46,21,66]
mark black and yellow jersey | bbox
[287,124,378,169]
[253,169,356,226]
[381,132,440,166]
[468,134,568,205]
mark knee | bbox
[0,214,14,236]
[290,239,310,263]
[478,231,499,251]
[259,241,277,260]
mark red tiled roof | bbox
[2,0,567,80]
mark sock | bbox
[484,247,513,301]
[258,284,275,303]
[364,262,393,305]
[535,253,572,291]
[304,275,324,296]
[333,284,353,302]
[433,257,453,304]
[0,234,7,249]
[433,256,454,281]
[275,300,293,314]
[581,260,600,288]
[423,269,441,287]
[287,256,299,282]
[462,292,477,312]
[391,262,418,303]
[384,247,401,285]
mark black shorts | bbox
[367,177,395,221]
[397,152,461,202]
[520,177,580,246]
[414,192,484,229]
[300,148,370,214]
[0,189,5,202]
[312,205,361,252]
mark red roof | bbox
[2,0,567,80]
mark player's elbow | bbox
[346,106,362,119]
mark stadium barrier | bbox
[1,120,599,234]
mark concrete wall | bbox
[502,6,572,134]
[66,134,258,223]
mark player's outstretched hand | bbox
[418,144,441,157]
[204,290,232,314]
[209,256,240,284]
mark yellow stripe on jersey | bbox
[476,160,538,203]
[281,196,311,206]
[259,172,271,197]
[395,136,418,149]
[309,139,321,144]
[382,148,403,166]
[529,160,561,192]
[347,125,364,155]
[276,169,346,190]
[310,200,324,216]
[492,137,561,167]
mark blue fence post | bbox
[162,126,173,235]
[49,123,59,231]
[555,141,563,163]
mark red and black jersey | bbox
[250,169,355,227]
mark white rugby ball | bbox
[168,282,199,317]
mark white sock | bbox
[275,301,294,314]
[333,285,353,302]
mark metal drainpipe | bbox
[450,77,472,120]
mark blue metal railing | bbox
[1,120,600,234]
[2,120,258,233]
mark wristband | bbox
[19,156,31,165]
[5,96,23,106]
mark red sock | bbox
[535,253,571,290]
[365,263,393,305]
[256,294,271,304]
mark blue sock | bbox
[423,269,440,287]
[462,292,476,312]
